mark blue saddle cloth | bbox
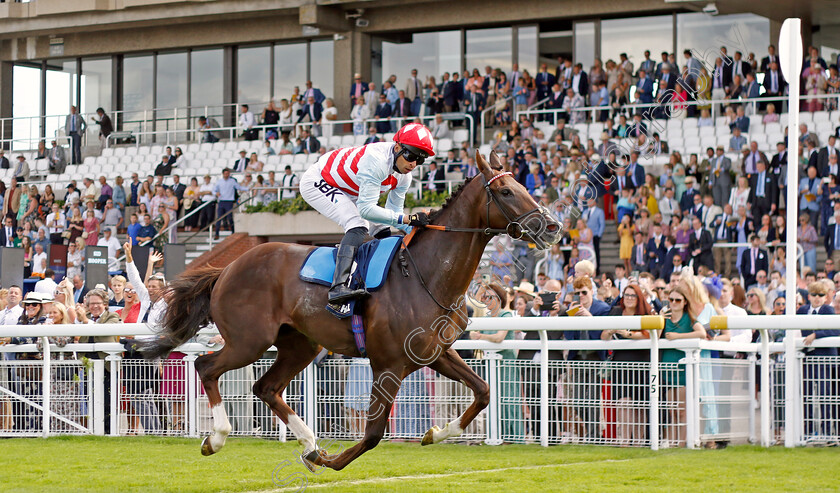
[299,235,402,297]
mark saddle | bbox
[299,236,402,319]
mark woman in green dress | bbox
[660,283,706,448]
[470,282,523,442]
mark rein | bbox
[398,170,546,311]
[423,172,545,246]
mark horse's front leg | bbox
[422,348,489,445]
[305,367,403,471]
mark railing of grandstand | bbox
[177,187,261,250]
[515,93,840,146]
[480,94,515,145]
[1,316,838,449]
[103,113,474,151]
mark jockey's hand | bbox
[408,212,430,228]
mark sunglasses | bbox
[623,293,638,298]
[125,288,136,294]
[747,293,757,298]
[668,297,684,303]
[24,303,40,307]
[809,292,825,297]
[574,291,589,296]
[399,147,426,166]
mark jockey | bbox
[300,122,435,305]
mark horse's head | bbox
[475,151,562,249]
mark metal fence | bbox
[0,318,839,449]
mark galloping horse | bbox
[142,151,561,471]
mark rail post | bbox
[483,350,502,445]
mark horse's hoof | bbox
[421,426,440,446]
[301,449,323,472]
[200,437,215,456]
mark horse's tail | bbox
[141,266,224,360]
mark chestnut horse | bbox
[142,151,561,471]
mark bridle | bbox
[424,171,550,249]
[399,171,553,312]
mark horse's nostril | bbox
[546,223,559,233]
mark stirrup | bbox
[328,286,369,305]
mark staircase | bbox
[183,230,232,264]
[598,219,622,273]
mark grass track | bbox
[1,436,838,492]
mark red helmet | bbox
[393,123,435,157]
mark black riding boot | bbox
[328,245,369,305]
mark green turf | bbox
[0,436,838,492]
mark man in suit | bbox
[583,199,605,274]
[170,174,186,214]
[441,72,458,112]
[712,204,736,277]
[296,96,323,136]
[569,63,589,98]
[373,94,392,133]
[393,90,412,119]
[796,280,840,436]
[423,161,445,193]
[349,73,368,106]
[659,187,678,225]
[363,126,380,145]
[709,146,732,206]
[47,140,67,175]
[728,51,751,83]
[762,60,786,104]
[825,210,840,265]
[535,63,556,101]
[660,236,679,283]
[0,150,8,170]
[405,68,423,116]
[13,155,30,182]
[744,72,761,100]
[769,141,787,173]
[657,64,677,96]
[462,85,484,145]
[297,129,320,155]
[729,106,750,133]
[302,80,325,104]
[625,152,646,188]
[654,52,670,80]
[609,167,635,199]
[65,105,86,165]
[634,70,654,106]
[0,216,15,247]
[631,232,648,273]
[739,234,769,288]
[638,50,655,79]
[364,82,378,114]
[760,45,778,73]
[92,107,113,145]
[748,160,778,220]
[816,135,839,177]
[799,165,822,228]
[679,177,699,213]
[701,194,723,233]
[689,215,714,273]
[646,223,667,276]
[233,150,248,172]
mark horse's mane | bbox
[427,175,475,223]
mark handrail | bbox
[103,113,473,150]
[178,188,261,248]
[480,94,514,145]
[527,96,551,111]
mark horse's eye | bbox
[501,189,512,196]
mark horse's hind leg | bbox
[422,348,489,445]
[195,343,268,456]
[253,329,319,455]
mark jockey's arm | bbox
[355,166,410,232]
[384,180,412,233]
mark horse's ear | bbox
[488,151,503,171]
[475,150,495,179]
